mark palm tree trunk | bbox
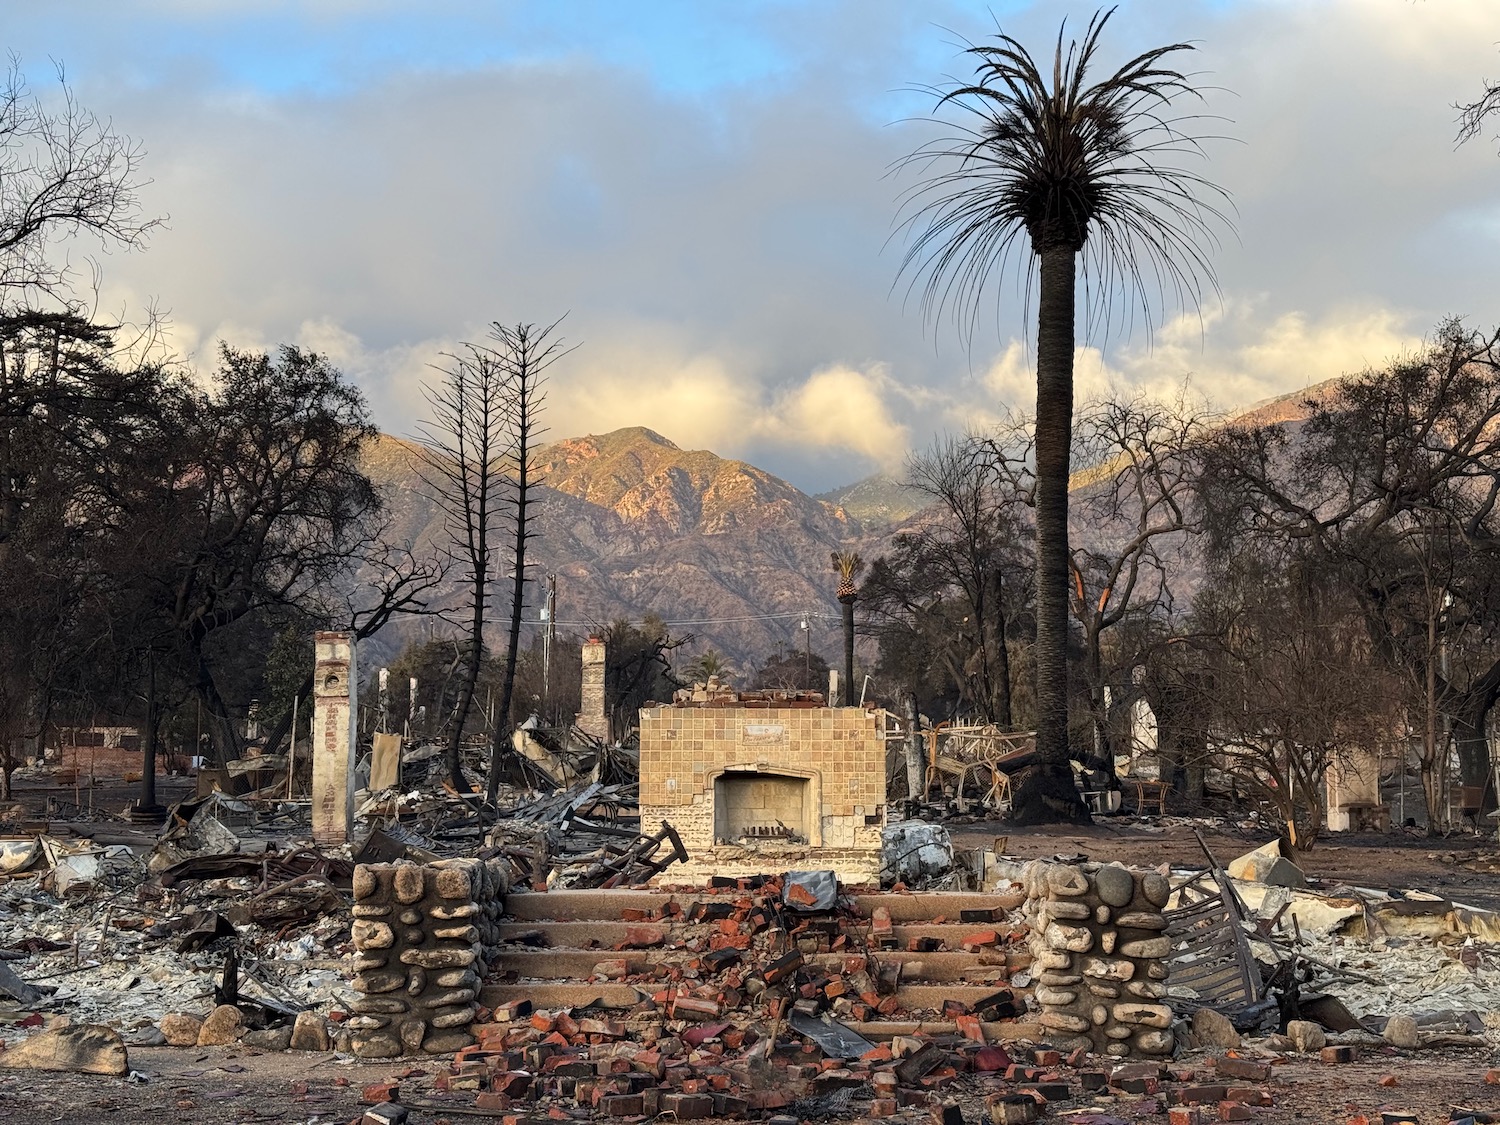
[1011,244,1089,824]
[841,597,856,705]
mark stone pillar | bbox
[312,631,357,844]
[578,637,607,742]
[1023,860,1174,1057]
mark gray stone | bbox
[1384,1014,1420,1049]
[1125,980,1168,999]
[0,1024,128,1076]
[399,948,476,969]
[1034,950,1073,970]
[1044,900,1092,921]
[1043,922,1094,953]
[354,970,407,993]
[1112,1002,1172,1029]
[399,1018,427,1054]
[1090,1004,1109,1026]
[127,1027,167,1047]
[350,1032,402,1058]
[393,864,427,904]
[345,1015,390,1031]
[1085,982,1120,998]
[1286,1019,1326,1053]
[1134,1029,1174,1055]
[1038,1010,1090,1033]
[399,909,422,925]
[1099,930,1118,954]
[429,1005,478,1029]
[352,920,395,950]
[1094,863,1136,908]
[1140,872,1171,907]
[422,1030,474,1053]
[353,864,379,900]
[1046,864,1089,897]
[435,968,480,988]
[352,996,409,1015]
[352,955,388,973]
[1118,936,1171,959]
[352,904,391,918]
[290,1010,331,1052]
[1094,905,1111,924]
[1082,957,1134,982]
[243,1026,294,1051]
[1033,986,1078,1006]
[1037,972,1082,986]
[1191,1006,1241,1048]
[431,903,478,920]
[1114,912,1167,930]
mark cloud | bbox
[16,0,1500,490]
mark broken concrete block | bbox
[0,1023,128,1076]
[1226,841,1308,888]
[159,1012,203,1047]
[197,1004,244,1046]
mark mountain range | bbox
[362,382,1331,672]
[363,427,883,671]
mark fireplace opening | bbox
[714,770,812,845]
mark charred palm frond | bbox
[895,6,1231,343]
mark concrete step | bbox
[496,919,1013,949]
[502,889,1016,924]
[492,948,1014,983]
[478,981,1012,1013]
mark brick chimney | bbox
[578,636,608,742]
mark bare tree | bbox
[1067,391,1211,768]
[414,345,510,793]
[0,60,159,303]
[485,319,564,802]
[1198,320,1500,826]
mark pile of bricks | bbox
[357,1042,1283,1123]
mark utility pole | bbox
[542,573,557,718]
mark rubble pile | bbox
[1023,860,1174,1058]
[350,857,509,1058]
[362,1037,1292,1124]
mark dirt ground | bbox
[4,814,1500,1122]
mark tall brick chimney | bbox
[578,636,608,743]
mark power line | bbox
[520,610,843,629]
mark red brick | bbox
[1319,1046,1357,1065]
[475,1092,512,1111]
[1167,1109,1204,1125]
[1217,1102,1253,1122]
[600,1094,644,1116]
[870,1098,899,1118]
[360,1082,399,1104]
[661,1093,714,1119]
[1212,1057,1270,1081]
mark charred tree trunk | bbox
[841,595,856,706]
[1010,244,1089,826]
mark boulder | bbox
[1094,864,1136,908]
[1227,841,1308,889]
[159,1012,203,1047]
[290,1010,331,1052]
[1286,1020,1326,1053]
[1191,1007,1241,1049]
[0,1023,128,1075]
[242,1025,294,1051]
[197,1004,244,1046]
[1383,1014,1420,1049]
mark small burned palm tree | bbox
[832,550,865,704]
[898,7,1228,823]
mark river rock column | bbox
[312,631,357,844]
[578,637,607,742]
[348,858,508,1058]
[1023,859,1174,1057]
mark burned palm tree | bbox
[832,550,864,704]
[897,8,1228,823]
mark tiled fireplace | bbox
[637,703,890,885]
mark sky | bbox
[9,0,1500,492]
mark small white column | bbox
[312,631,357,844]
